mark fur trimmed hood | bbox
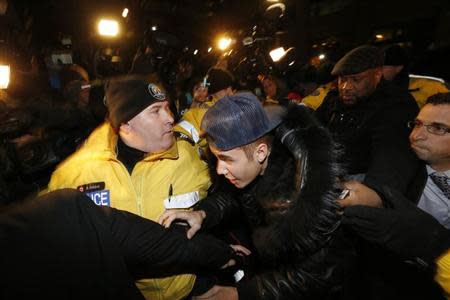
[249,104,344,265]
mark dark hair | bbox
[240,134,274,160]
[426,93,450,105]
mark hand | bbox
[343,193,450,265]
[193,285,238,300]
[221,244,252,269]
[337,181,382,208]
[230,244,252,256]
[158,210,206,239]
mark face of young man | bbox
[338,68,382,105]
[121,101,174,154]
[209,144,265,189]
[409,104,450,171]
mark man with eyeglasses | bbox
[408,92,450,228]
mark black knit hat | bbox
[331,45,384,76]
[383,44,409,67]
[204,68,234,94]
[105,77,166,129]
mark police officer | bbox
[45,75,211,300]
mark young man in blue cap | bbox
[159,92,355,299]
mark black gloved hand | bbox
[343,186,450,266]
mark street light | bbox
[98,19,119,37]
[0,65,10,89]
[122,8,129,18]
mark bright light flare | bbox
[375,34,384,40]
[122,8,129,18]
[319,54,326,60]
[218,37,232,51]
[208,47,212,53]
[151,26,157,31]
[194,49,198,55]
[98,19,119,37]
[0,65,10,89]
[269,47,286,62]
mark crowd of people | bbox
[0,40,450,300]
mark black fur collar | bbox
[251,104,343,265]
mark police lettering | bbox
[86,190,110,206]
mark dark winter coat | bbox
[315,80,420,197]
[0,189,233,299]
[197,104,356,299]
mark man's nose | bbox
[341,81,351,90]
[164,107,174,124]
[410,126,427,141]
[216,160,226,175]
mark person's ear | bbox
[254,143,269,163]
[119,122,132,134]
[374,67,383,81]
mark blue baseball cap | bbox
[201,92,284,150]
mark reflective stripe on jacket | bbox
[174,96,220,151]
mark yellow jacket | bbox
[46,122,211,300]
[408,75,449,108]
[436,250,450,299]
[175,96,219,151]
[302,81,336,110]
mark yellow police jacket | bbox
[175,96,219,151]
[46,122,211,300]
[302,81,336,110]
[408,75,449,108]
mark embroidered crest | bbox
[148,83,166,100]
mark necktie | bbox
[430,173,450,200]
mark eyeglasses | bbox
[407,119,450,135]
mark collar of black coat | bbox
[249,104,344,264]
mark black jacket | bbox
[315,80,420,197]
[0,189,233,299]
[197,105,356,299]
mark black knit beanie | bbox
[105,77,166,129]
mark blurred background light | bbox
[98,19,119,37]
[0,65,10,89]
